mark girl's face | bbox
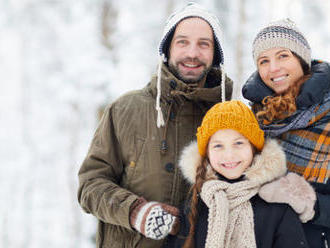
[257,47,304,94]
[207,129,254,180]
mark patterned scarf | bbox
[262,92,330,183]
[201,179,258,248]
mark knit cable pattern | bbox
[201,179,259,248]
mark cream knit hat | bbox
[159,2,224,67]
[252,18,311,68]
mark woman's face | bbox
[257,48,304,94]
[207,129,254,180]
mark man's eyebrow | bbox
[172,35,187,40]
[173,35,213,43]
[200,37,213,43]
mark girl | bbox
[164,100,309,248]
[242,18,330,248]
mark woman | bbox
[242,18,330,248]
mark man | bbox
[77,3,233,248]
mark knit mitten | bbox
[259,172,317,222]
[130,197,180,240]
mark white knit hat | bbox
[253,18,311,67]
[159,2,224,67]
[156,2,226,128]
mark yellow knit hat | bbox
[197,100,264,157]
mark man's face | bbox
[168,17,214,84]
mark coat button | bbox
[169,80,177,89]
[129,161,136,167]
[165,162,175,173]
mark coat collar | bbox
[242,60,330,109]
[147,63,233,105]
[179,139,287,185]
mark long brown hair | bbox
[254,53,311,124]
[183,158,209,248]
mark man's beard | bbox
[168,59,212,84]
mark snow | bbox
[1,0,329,247]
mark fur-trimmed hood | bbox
[178,139,287,185]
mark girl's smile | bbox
[207,129,254,179]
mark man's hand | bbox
[130,198,180,240]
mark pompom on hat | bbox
[252,18,311,68]
[196,100,264,157]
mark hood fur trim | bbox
[244,139,287,184]
[178,141,202,184]
[178,139,286,185]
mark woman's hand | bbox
[259,172,317,223]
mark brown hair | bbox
[254,53,311,124]
[183,158,208,248]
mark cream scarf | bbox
[201,179,260,248]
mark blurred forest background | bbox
[1,0,330,247]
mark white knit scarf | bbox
[201,179,260,248]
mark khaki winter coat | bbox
[77,64,233,248]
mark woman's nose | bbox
[269,60,280,72]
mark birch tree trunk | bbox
[234,0,246,99]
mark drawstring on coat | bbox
[156,54,166,128]
[220,65,226,102]
[155,55,227,129]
